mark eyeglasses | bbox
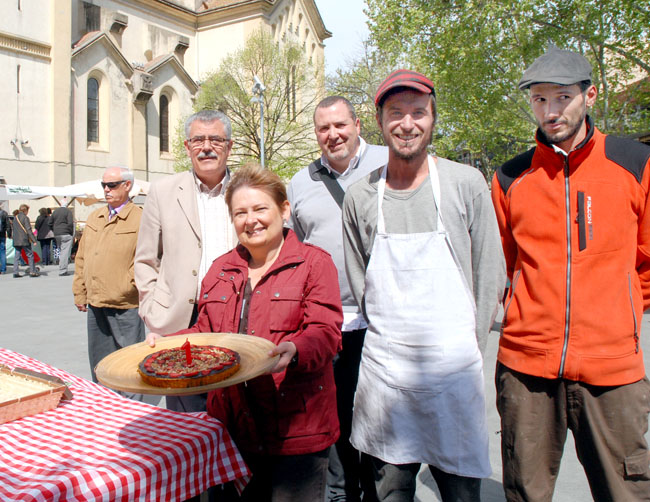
[101,180,126,189]
[188,135,230,149]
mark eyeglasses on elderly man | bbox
[188,135,229,149]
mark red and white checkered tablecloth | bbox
[0,348,250,502]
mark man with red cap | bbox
[342,69,505,501]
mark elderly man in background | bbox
[135,109,237,412]
[12,204,39,278]
[73,167,144,401]
[51,197,75,276]
[288,95,387,502]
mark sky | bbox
[314,0,370,75]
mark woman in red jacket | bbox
[147,163,343,501]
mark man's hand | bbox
[267,341,297,373]
[75,304,87,312]
[146,332,163,347]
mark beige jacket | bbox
[73,202,142,308]
[134,171,205,334]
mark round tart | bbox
[138,344,241,388]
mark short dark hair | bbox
[313,96,357,123]
[577,80,592,92]
[225,163,287,216]
[527,80,593,94]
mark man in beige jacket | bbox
[73,166,144,400]
[134,110,237,412]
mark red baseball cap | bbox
[375,69,436,107]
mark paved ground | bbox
[1,262,649,501]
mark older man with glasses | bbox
[135,109,238,413]
[73,166,145,400]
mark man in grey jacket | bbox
[51,198,75,276]
[342,70,505,501]
[287,96,387,502]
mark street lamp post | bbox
[251,76,266,168]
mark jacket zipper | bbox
[559,156,572,378]
[628,274,639,353]
[500,269,521,335]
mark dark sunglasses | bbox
[101,180,126,189]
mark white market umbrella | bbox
[0,184,86,201]
[0,179,150,206]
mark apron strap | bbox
[377,156,444,233]
[376,157,475,313]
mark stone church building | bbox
[0,0,330,212]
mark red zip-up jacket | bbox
[176,229,343,456]
[492,117,650,386]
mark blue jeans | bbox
[0,237,6,272]
[39,239,52,265]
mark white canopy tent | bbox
[0,179,150,206]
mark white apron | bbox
[350,156,490,477]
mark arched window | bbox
[87,77,99,143]
[159,94,169,153]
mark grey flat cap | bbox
[519,45,592,90]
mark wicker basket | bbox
[0,365,67,424]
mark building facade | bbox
[0,0,329,216]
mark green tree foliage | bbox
[177,29,324,179]
[365,0,650,177]
[172,119,191,173]
[326,41,391,146]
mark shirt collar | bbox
[193,168,230,196]
[320,137,367,177]
[107,200,129,217]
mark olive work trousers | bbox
[496,363,650,502]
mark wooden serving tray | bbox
[95,333,279,396]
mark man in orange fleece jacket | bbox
[492,46,650,501]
